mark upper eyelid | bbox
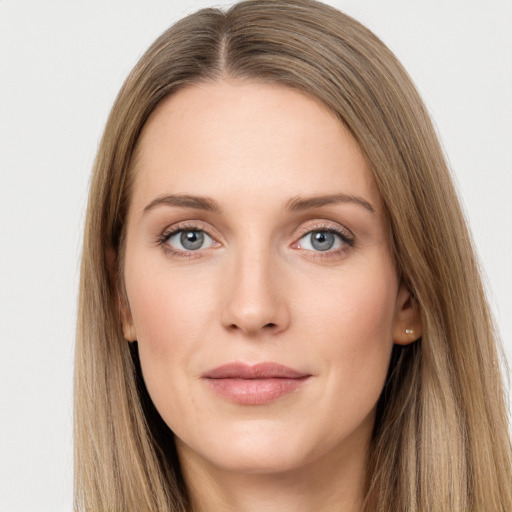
[162,220,218,237]
[159,219,354,243]
[294,220,354,239]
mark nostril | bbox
[228,322,277,332]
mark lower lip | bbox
[205,377,310,405]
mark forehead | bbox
[129,80,381,214]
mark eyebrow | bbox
[285,193,375,214]
[143,194,222,214]
[142,192,375,216]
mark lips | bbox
[202,362,311,405]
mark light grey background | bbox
[1,1,511,510]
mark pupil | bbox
[311,231,334,251]
[180,230,204,250]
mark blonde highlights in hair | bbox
[75,1,512,510]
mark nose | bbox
[220,245,290,337]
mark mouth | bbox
[201,362,312,405]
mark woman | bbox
[74,0,512,510]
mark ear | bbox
[392,282,422,345]
[106,247,137,342]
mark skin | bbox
[121,80,421,512]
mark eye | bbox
[296,229,351,252]
[165,229,216,251]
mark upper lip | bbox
[202,362,309,379]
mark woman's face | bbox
[122,81,416,476]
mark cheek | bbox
[123,249,235,413]
[299,263,397,415]
[125,266,213,425]
[301,258,397,345]
[127,262,214,353]
[337,275,396,349]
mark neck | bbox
[177,430,369,512]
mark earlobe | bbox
[122,320,137,343]
[392,283,422,345]
[106,247,137,342]
[120,298,137,342]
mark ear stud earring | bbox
[405,329,414,335]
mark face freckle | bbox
[121,80,413,479]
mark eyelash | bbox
[157,221,215,259]
[157,221,355,260]
[294,222,355,260]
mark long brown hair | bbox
[75,1,512,510]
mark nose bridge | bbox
[221,237,288,335]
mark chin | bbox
[220,442,305,474]
[175,418,344,476]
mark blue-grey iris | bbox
[310,231,335,251]
[180,231,204,250]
